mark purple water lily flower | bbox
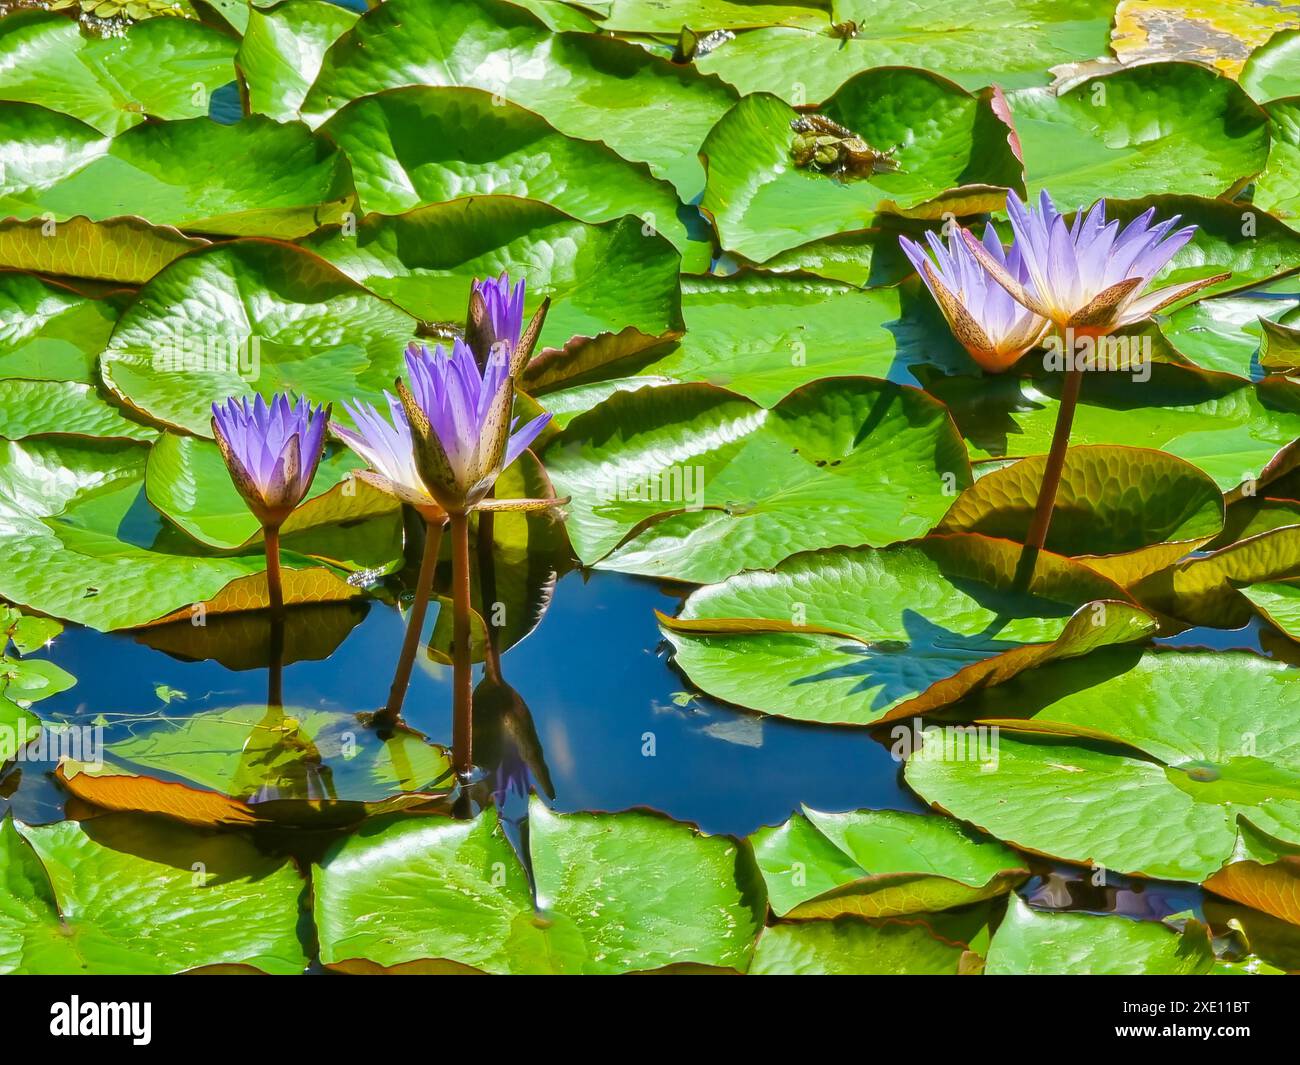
[211,394,329,529]
[900,225,1049,373]
[332,394,445,520]
[396,338,551,511]
[963,191,1229,334]
[465,271,549,373]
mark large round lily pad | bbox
[0,11,238,135]
[700,74,1021,263]
[300,0,738,199]
[1006,62,1270,203]
[101,239,420,437]
[694,0,1117,98]
[313,802,764,973]
[543,376,972,584]
[637,274,970,406]
[0,272,117,383]
[662,534,1155,725]
[304,197,684,382]
[0,814,306,974]
[0,106,352,238]
[321,86,692,252]
[907,649,1300,881]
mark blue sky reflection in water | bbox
[8,571,916,835]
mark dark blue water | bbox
[4,570,915,835]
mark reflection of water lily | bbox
[211,394,329,616]
[397,338,551,512]
[963,192,1228,333]
[900,226,1049,372]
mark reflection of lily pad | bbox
[907,649,1300,881]
[314,802,764,973]
[752,805,1025,917]
[545,377,971,584]
[663,534,1154,725]
[986,895,1215,975]
[104,705,452,804]
[0,814,306,974]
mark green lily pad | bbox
[924,362,1300,493]
[700,76,1021,263]
[1241,28,1300,103]
[300,0,738,198]
[1006,63,1270,203]
[0,380,156,443]
[0,216,207,285]
[0,814,307,974]
[237,0,359,122]
[0,11,238,135]
[145,433,397,551]
[304,197,683,384]
[662,534,1154,725]
[1133,525,1300,626]
[986,895,1216,975]
[936,445,1225,585]
[0,436,358,630]
[0,272,117,383]
[101,239,420,437]
[1159,275,1300,378]
[752,805,1025,918]
[597,0,828,32]
[104,704,452,803]
[694,0,1116,98]
[0,106,353,238]
[637,274,969,406]
[907,649,1300,881]
[544,376,971,584]
[321,86,692,253]
[748,915,972,975]
[1255,99,1300,229]
[313,802,765,973]
[1261,317,1300,374]
[1,607,63,658]
[1242,579,1300,640]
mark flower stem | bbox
[264,525,284,617]
[378,518,444,726]
[1017,366,1083,585]
[449,510,474,776]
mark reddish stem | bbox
[449,511,473,776]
